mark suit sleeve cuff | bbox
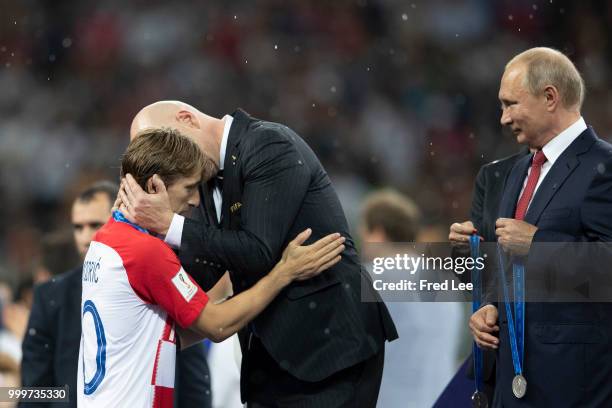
[164,214,185,249]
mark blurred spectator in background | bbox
[360,188,465,408]
[33,232,80,285]
[360,189,421,243]
[70,184,116,259]
[0,277,35,389]
[0,280,22,391]
[14,278,35,310]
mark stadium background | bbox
[0,0,611,398]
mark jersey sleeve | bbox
[124,238,209,328]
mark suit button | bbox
[195,258,200,263]
[203,260,208,265]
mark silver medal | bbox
[471,391,488,408]
[512,374,527,398]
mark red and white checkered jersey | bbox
[77,215,208,407]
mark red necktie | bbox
[514,150,547,220]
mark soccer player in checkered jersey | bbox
[77,128,345,407]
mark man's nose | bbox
[500,109,512,126]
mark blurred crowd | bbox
[1,0,612,388]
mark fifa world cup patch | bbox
[171,269,197,302]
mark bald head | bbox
[130,101,200,140]
[505,47,585,111]
[130,100,225,179]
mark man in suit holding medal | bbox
[449,147,529,407]
[469,47,612,406]
[119,102,398,407]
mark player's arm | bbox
[205,271,233,304]
[179,229,345,346]
[174,272,231,350]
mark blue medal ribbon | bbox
[496,246,525,377]
[470,234,483,393]
[112,210,148,234]
[513,262,525,367]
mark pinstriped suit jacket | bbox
[179,109,397,387]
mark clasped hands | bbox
[449,218,537,256]
[495,218,537,256]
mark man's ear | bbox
[176,110,200,129]
[543,85,560,112]
[146,177,156,194]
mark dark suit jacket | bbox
[179,109,398,394]
[20,267,212,408]
[458,149,530,285]
[495,127,612,407]
[471,150,530,253]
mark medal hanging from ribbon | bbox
[496,246,527,399]
[470,234,488,408]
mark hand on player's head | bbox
[119,174,174,235]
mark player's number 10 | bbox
[82,300,107,395]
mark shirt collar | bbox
[541,117,586,165]
[219,115,233,171]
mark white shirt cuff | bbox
[164,214,185,249]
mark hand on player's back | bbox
[272,229,345,283]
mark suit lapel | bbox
[221,150,237,228]
[524,157,577,225]
[221,109,251,228]
[525,128,595,224]
[499,154,531,218]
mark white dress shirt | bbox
[518,117,586,211]
[164,115,233,249]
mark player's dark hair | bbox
[121,128,205,190]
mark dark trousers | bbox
[174,342,212,408]
[246,337,385,408]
